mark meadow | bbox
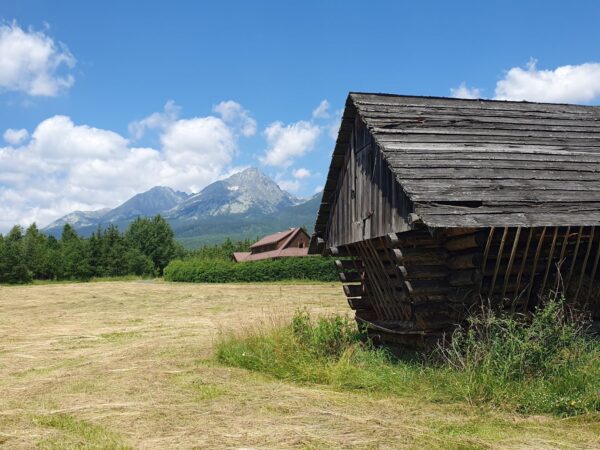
[0,281,599,449]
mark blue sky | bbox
[1,0,600,231]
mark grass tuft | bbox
[216,299,600,417]
[34,413,132,449]
[100,331,141,342]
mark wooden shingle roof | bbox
[250,228,297,248]
[315,92,600,232]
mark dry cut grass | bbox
[0,280,598,449]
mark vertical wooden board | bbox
[373,149,385,237]
[324,121,411,248]
[350,129,356,240]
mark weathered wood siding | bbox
[326,117,411,247]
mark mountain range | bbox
[43,168,321,248]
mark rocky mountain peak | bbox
[169,167,297,218]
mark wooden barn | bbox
[233,227,309,262]
[309,92,600,346]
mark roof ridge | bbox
[349,92,600,109]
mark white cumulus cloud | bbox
[312,99,331,119]
[161,116,237,192]
[292,167,311,179]
[450,82,482,99]
[213,100,257,136]
[276,176,301,193]
[261,120,320,168]
[3,128,29,145]
[494,59,600,103]
[128,100,181,139]
[0,22,76,96]
[29,115,128,161]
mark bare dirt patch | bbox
[0,281,598,449]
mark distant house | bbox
[233,227,310,262]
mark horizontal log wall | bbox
[333,225,600,346]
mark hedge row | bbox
[164,256,339,283]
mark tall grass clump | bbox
[215,299,600,416]
[437,295,600,416]
[215,311,426,393]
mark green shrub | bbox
[215,301,600,417]
[436,296,600,415]
[164,256,339,282]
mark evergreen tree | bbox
[0,226,31,283]
[45,235,63,280]
[88,227,104,277]
[100,224,129,276]
[124,247,155,276]
[60,224,92,280]
[125,215,182,274]
[23,223,50,279]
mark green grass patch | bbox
[34,413,132,449]
[169,372,228,401]
[100,331,141,342]
[215,299,600,417]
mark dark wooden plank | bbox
[449,269,482,286]
[417,211,600,227]
[360,110,600,129]
[343,284,363,298]
[391,167,600,181]
[335,259,363,271]
[381,142,600,155]
[339,271,361,283]
[370,121,600,136]
[375,134,600,147]
[401,179,600,192]
[414,202,600,215]
[407,191,600,203]
[388,159,600,172]
[347,297,372,311]
[386,151,600,164]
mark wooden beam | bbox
[514,227,534,299]
[540,227,559,299]
[479,227,495,295]
[339,272,361,283]
[343,284,363,298]
[526,226,547,308]
[502,226,521,300]
[575,227,595,302]
[490,227,509,297]
[565,226,584,292]
[347,297,372,311]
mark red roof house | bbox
[233,227,310,262]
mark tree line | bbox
[0,215,183,284]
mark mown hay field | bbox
[0,281,598,449]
